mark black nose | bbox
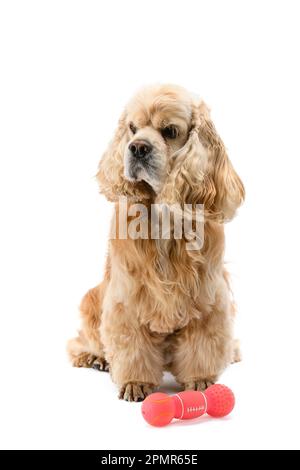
[129,140,152,158]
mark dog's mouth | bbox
[124,156,162,193]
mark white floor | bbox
[1,334,299,450]
[1,0,300,452]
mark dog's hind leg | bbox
[67,281,109,371]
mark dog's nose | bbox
[129,140,152,158]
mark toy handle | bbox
[172,390,208,420]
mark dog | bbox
[68,84,244,401]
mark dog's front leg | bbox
[170,312,234,391]
[101,303,164,401]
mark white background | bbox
[0,0,300,450]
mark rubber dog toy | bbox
[141,384,235,427]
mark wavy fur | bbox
[68,84,244,401]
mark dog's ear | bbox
[156,126,209,207]
[96,111,128,201]
[157,101,244,222]
[96,110,150,201]
[197,102,245,221]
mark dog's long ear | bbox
[156,127,209,207]
[157,101,244,222]
[197,102,245,221]
[96,111,150,201]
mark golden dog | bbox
[68,84,244,401]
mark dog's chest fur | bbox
[108,236,218,335]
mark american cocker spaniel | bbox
[68,84,245,401]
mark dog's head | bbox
[97,84,244,221]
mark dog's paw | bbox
[184,379,215,392]
[71,352,109,371]
[118,383,154,402]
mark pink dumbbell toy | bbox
[141,384,235,427]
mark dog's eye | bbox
[129,122,137,134]
[161,125,178,139]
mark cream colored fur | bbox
[68,84,245,401]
